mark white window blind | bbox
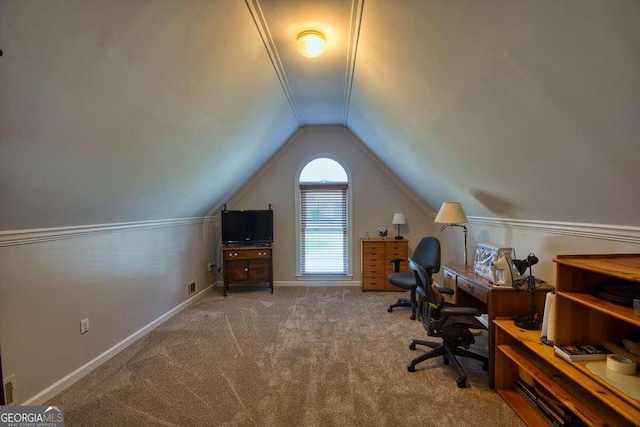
[300,183,348,275]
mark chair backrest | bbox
[409,258,440,335]
[411,237,441,276]
[408,258,438,307]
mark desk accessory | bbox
[512,253,544,330]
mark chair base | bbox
[387,288,417,320]
[407,339,488,388]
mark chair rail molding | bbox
[0,216,215,247]
[466,216,640,244]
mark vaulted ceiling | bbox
[1,0,639,231]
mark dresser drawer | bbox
[385,242,407,258]
[362,277,387,291]
[363,262,386,278]
[225,249,271,260]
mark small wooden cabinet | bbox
[361,238,408,291]
[222,246,273,296]
[494,254,640,426]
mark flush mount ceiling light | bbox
[297,30,326,58]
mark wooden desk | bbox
[442,265,553,388]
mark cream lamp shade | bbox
[392,213,406,239]
[297,30,326,58]
[434,202,469,264]
[392,213,406,225]
[434,202,468,225]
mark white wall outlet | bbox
[207,262,213,272]
[80,318,89,335]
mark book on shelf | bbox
[553,344,610,362]
[514,379,589,427]
[514,380,562,426]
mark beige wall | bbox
[222,125,640,288]
[224,126,438,282]
[436,222,640,287]
[0,219,215,404]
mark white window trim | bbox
[295,154,353,280]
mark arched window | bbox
[297,156,351,277]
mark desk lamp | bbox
[434,202,469,265]
[512,253,542,330]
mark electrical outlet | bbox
[80,318,89,335]
[207,262,213,272]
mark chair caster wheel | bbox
[482,361,489,371]
[387,307,393,313]
[407,364,416,372]
[456,379,468,388]
[443,358,450,365]
[410,314,416,320]
[409,343,416,351]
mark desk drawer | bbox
[457,275,488,304]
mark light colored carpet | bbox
[49,286,525,426]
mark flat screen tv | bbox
[221,210,273,246]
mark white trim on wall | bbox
[22,285,212,405]
[276,280,360,287]
[467,216,640,245]
[0,217,214,247]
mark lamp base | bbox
[514,315,541,331]
[394,236,403,240]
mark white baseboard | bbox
[22,286,212,405]
[276,280,361,287]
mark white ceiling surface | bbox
[2,0,640,232]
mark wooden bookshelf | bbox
[494,254,640,426]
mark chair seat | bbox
[388,271,416,289]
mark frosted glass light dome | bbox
[297,30,326,58]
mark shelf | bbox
[495,320,640,425]
[497,344,608,426]
[554,255,640,283]
[496,388,551,427]
[558,291,640,328]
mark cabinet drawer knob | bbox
[244,268,249,272]
[466,284,474,293]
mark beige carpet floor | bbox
[48,286,525,426]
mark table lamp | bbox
[434,202,469,264]
[392,213,406,239]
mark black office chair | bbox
[407,258,488,388]
[387,237,441,320]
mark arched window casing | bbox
[296,156,352,279]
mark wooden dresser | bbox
[222,246,273,296]
[361,238,408,291]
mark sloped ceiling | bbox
[1,0,639,231]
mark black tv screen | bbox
[221,210,273,245]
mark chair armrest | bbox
[436,287,454,296]
[440,306,483,317]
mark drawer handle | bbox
[244,268,249,272]
[446,273,453,279]
[466,284,474,293]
